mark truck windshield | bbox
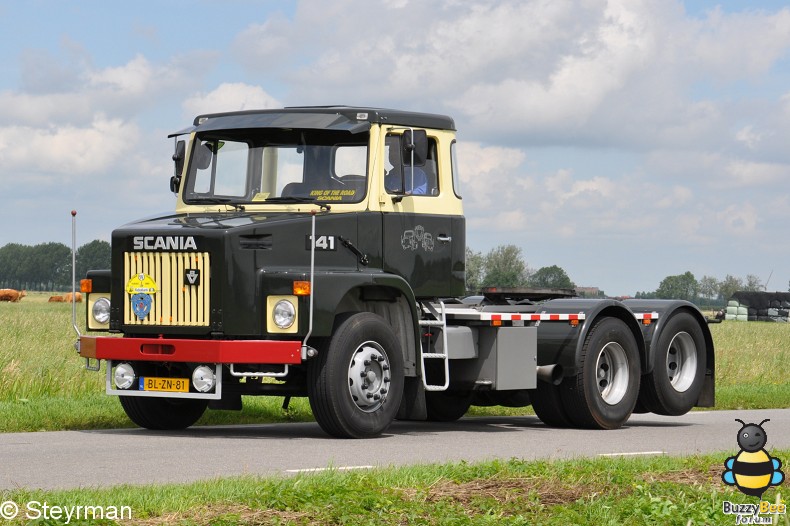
[183,130,369,205]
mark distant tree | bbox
[528,265,575,290]
[636,290,657,299]
[698,275,720,307]
[0,243,27,288]
[481,244,531,289]
[718,274,743,302]
[656,271,698,301]
[743,274,763,292]
[465,247,485,294]
[31,242,71,289]
[76,240,111,281]
[0,240,109,291]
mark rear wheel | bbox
[425,390,473,422]
[561,317,640,429]
[639,312,706,416]
[307,313,404,438]
[530,381,572,427]
[119,396,208,430]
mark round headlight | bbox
[272,300,296,329]
[114,362,136,390]
[92,297,111,324]
[192,365,216,393]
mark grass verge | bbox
[2,454,787,525]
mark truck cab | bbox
[80,107,466,436]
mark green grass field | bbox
[1,292,789,432]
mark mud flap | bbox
[397,376,427,420]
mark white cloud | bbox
[544,169,616,207]
[182,83,281,118]
[655,186,693,209]
[455,141,527,209]
[735,125,763,150]
[724,159,787,187]
[0,115,138,177]
[716,203,759,236]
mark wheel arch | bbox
[580,305,647,374]
[311,272,420,377]
[534,299,646,379]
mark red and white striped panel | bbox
[443,308,659,323]
[633,312,659,321]
[487,312,585,322]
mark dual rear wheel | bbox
[531,313,706,429]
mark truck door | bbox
[381,132,465,298]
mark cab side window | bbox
[385,133,439,196]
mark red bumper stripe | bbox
[80,336,302,364]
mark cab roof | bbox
[169,106,455,137]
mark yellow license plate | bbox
[140,377,189,392]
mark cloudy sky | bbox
[1,0,789,296]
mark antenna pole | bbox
[71,210,81,338]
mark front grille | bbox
[123,252,211,326]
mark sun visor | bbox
[191,112,371,134]
[167,126,197,138]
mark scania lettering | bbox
[74,106,715,438]
[132,236,197,251]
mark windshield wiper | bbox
[189,197,246,211]
[264,196,331,211]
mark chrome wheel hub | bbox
[348,341,391,412]
[595,342,629,405]
[666,331,697,392]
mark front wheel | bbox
[307,313,405,438]
[561,317,640,429]
[119,396,208,430]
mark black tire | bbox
[530,381,572,427]
[307,313,405,438]
[639,312,706,416]
[560,317,640,429]
[119,396,208,430]
[425,390,473,422]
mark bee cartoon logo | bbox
[722,419,784,498]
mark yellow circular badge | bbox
[126,273,158,294]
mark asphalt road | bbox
[1,408,789,490]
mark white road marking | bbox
[598,451,665,457]
[285,465,374,474]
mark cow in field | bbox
[48,295,65,302]
[63,292,83,303]
[0,289,26,302]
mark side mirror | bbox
[170,140,186,194]
[173,140,186,176]
[402,129,428,167]
[169,175,180,194]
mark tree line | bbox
[635,271,779,307]
[0,241,110,291]
[466,245,781,305]
[465,245,576,294]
